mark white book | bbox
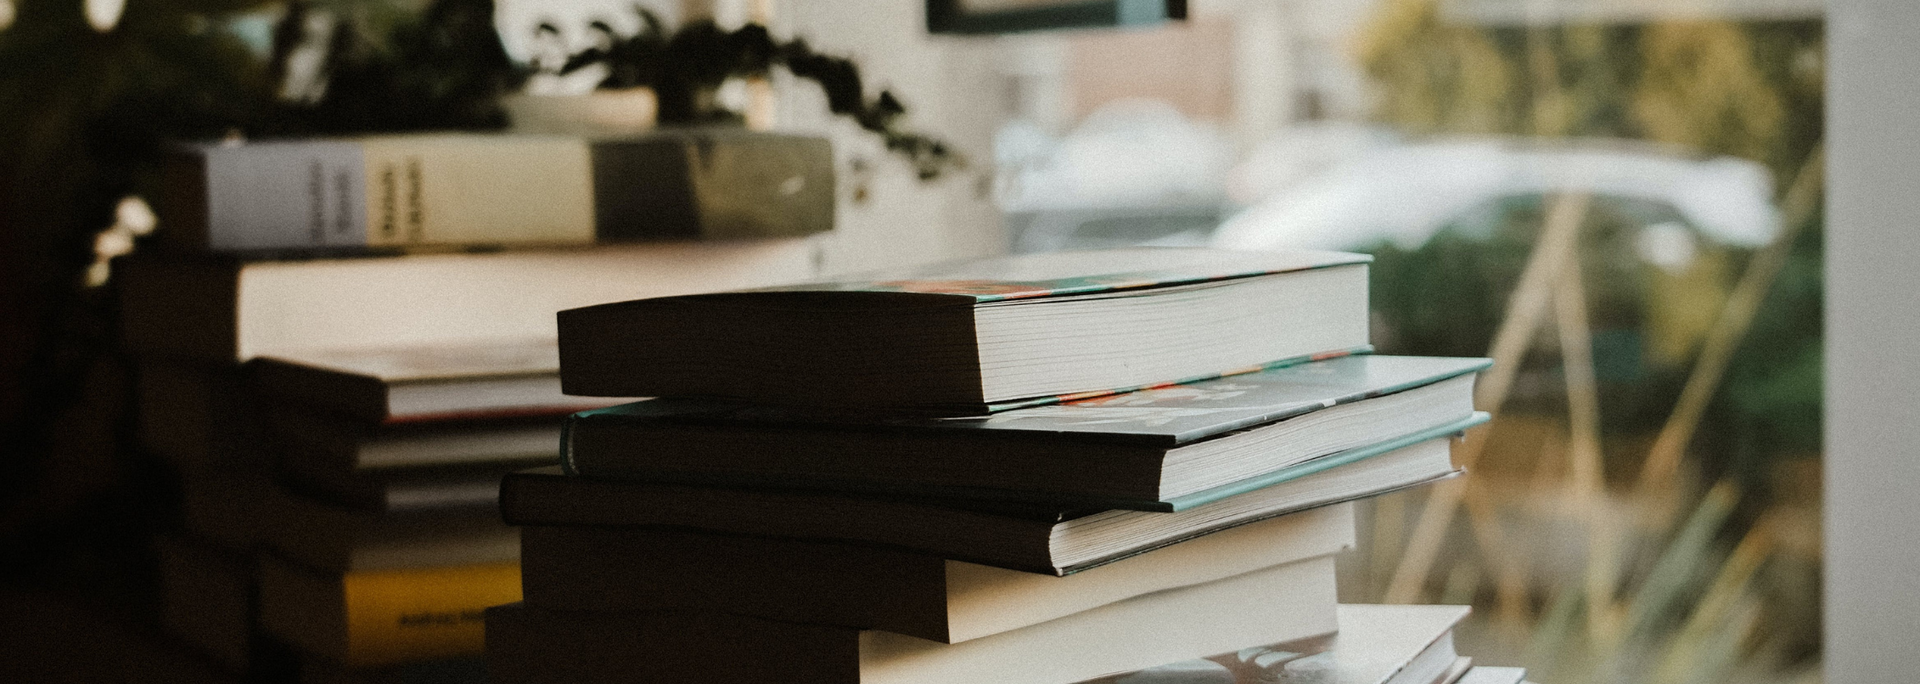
[121,239,818,362]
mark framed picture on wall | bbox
[926,0,1185,34]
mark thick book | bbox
[559,354,1488,508]
[1075,604,1471,684]
[249,340,632,424]
[118,239,819,363]
[258,553,521,668]
[556,247,1373,412]
[160,130,832,252]
[518,503,1354,644]
[502,425,1476,575]
[484,555,1340,684]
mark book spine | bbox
[357,135,595,248]
[196,141,371,251]
[167,132,834,253]
[558,409,585,476]
[177,136,598,252]
[341,562,523,667]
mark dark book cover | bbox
[565,354,1490,449]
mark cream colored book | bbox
[120,240,819,362]
[160,131,832,251]
[487,554,1339,684]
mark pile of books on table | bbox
[488,248,1535,683]
[128,131,833,682]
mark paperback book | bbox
[503,424,1477,575]
[557,247,1374,412]
[517,503,1354,643]
[558,354,1490,508]
[486,555,1340,684]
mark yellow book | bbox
[260,555,522,667]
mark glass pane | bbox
[994,2,1824,681]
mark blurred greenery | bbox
[1356,0,1824,490]
[1350,1,1824,682]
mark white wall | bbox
[773,1,1009,275]
[1826,0,1920,681]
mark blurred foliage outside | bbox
[1346,2,1822,683]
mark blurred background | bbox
[0,0,1822,682]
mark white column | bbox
[1826,0,1920,681]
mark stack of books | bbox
[128,132,834,682]
[486,248,1533,683]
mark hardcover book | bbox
[517,503,1354,644]
[159,130,833,252]
[258,553,521,668]
[118,239,818,362]
[503,425,1477,575]
[249,340,632,424]
[556,247,1374,412]
[485,555,1340,684]
[559,354,1490,507]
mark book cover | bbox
[556,247,1373,409]
[502,423,1476,573]
[259,556,522,668]
[485,556,1341,684]
[118,239,821,362]
[259,339,568,383]
[559,356,1489,507]
[566,355,1489,450]
[250,339,634,423]
[735,246,1370,302]
[341,563,522,666]
[517,504,1355,644]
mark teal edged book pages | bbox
[737,246,1370,302]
